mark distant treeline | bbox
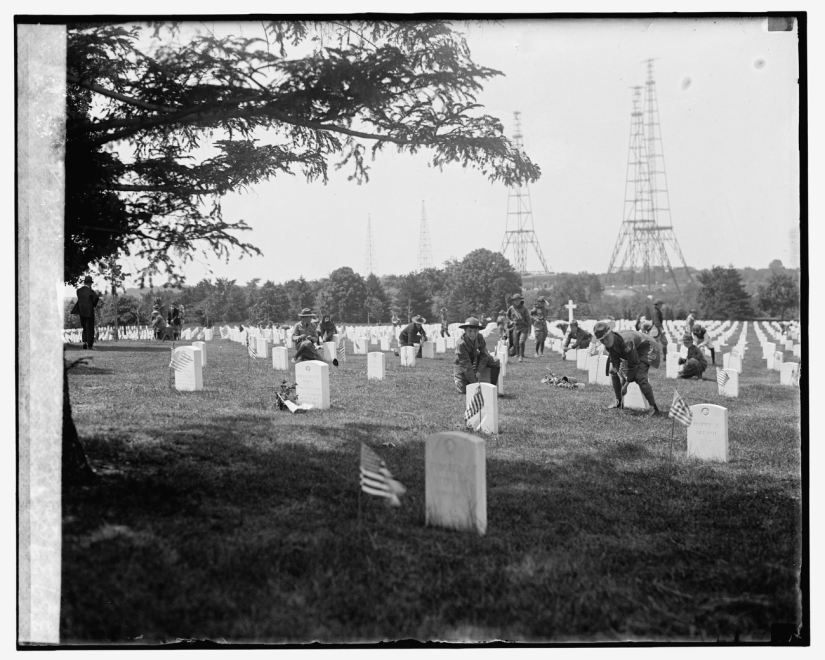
[64,255,800,328]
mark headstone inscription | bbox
[173,346,203,392]
[272,346,289,371]
[687,404,728,462]
[465,383,498,434]
[400,346,416,367]
[192,341,207,367]
[295,360,330,409]
[367,352,386,380]
[425,431,486,535]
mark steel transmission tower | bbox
[418,201,434,270]
[499,111,551,276]
[364,214,377,275]
[606,60,692,293]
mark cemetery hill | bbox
[53,21,802,645]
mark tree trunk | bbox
[63,363,96,485]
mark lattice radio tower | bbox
[499,111,551,275]
[418,201,434,270]
[364,214,377,275]
[606,60,692,293]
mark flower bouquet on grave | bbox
[541,370,584,389]
[275,380,299,411]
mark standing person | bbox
[391,312,401,329]
[291,308,323,363]
[496,309,508,341]
[529,301,549,357]
[562,320,592,352]
[399,315,427,358]
[652,299,669,357]
[685,309,698,335]
[506,293,531,362]
[74,275,100,350]
[677,333,707,380]
[439,308,450,338]
[593,321,661,416]
[452,317,501,394]
[317,314,337,343]
[691,323,715,366]
[169,302,182,340]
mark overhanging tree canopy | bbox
[66,20,541,285]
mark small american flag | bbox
[247,335,257,359]
[464,387,485,426]
[169,350,193,372]
[338,344,346,361]
[220,326,229,339]
[669,390,693,427]
[360,443,405,507]
[716,369,730,387]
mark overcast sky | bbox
[84,16,803,290]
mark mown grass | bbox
[61,328,802,643]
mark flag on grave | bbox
[359,443,406,507]
[464,386,484,426]
[333,342,345,367]
[668,390,693,427]
[220,326,229,339]
[716,369,729,388]
[246,335,257,358]
[169,350,193,372]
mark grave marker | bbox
[716,369,739,397]
[465,382,498,434]
[368,352,386,380]
[773,351,783,371]
[380,336,390,351]
[779,362,798,386]
[192,341,207,367]
[446,337,456,350]
[436,338,446,354]
[622,382,649,410]
[666,356,679,379]
[173,346,203,392]
[687,404,728,462]
[576,349,589,370]
[421,341,436,359]
[272,346,289,371]
[322,341,337,362]
[400,346,416,367]
[425,431,486,535]
[295,360,330,409]
[564,349,577,362]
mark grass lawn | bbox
[61,326,803,643]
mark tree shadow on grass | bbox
[65,343,172,353]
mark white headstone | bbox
[272,346,289,371]
[687,404,728,462]
[380,336,390,351]
[716,369,738,397]
[622,382,649,410]
[295,360,330,409]
[204,329,213,341]
[446,337,456,350]
[779,362,798,386]
[256,336,270,359]
[173,346,203,392]
[436,338,446,354]
[400,345,416,367]
[576,349,589,370]
[766,351,775,370]
[368,351,386,380]
[793,344,801,358]
[666,355,679,379]
[723,353,742,373]
[425,431,486,535]
[322,341,337,362]
[465,382,498,434]
[192,341,206,367]
[773,351,783,371]
[421,341,436,359]
[565,299,577,323]
[564,349,577,362]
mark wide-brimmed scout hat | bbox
[412,315,426,324]
[511,293,523,301]
[682,333,694,345]
[83,275,93,284]
[569,320,579,327]
[654,299,664,305]
[593,321,611,339]
[459,317,482,329]
[299,308,314,317]
[690,309,698,314]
